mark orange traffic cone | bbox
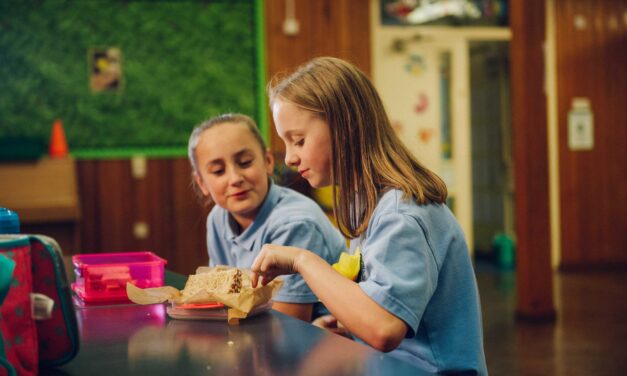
[49,118,69,158]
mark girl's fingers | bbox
[250,249,270,284]
[259,269,278,286]
[313,315,337,329]
[250,271,260,288]
[251,271,272,287]
[251,255,277,287]
[251,244,299,287]
[251,250,264,273]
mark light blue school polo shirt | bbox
[206,182,346,303]
[352,189,488,375]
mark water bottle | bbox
[0,207,20,234]
[493,233,515,270]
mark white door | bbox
[372,29,474,250]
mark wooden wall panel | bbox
[95,161,135,251]
[556,0,627,267]
[76,158,209,276]
[265,0,371,153]
[171,158,212,274]
[76,160,100,254]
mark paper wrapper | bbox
[127,266,282,325]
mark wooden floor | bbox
[477,262,627,375]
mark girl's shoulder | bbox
[374,189,454,225]
[272,185,326,217]
[376,189,420,213]
[251,184,321,227]
[207,204,226,223]
[267,186,343,238]
[370,190,466,254]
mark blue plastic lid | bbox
[0,207,20,234]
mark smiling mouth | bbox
[231,190,250,198]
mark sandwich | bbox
[181,267,247,301]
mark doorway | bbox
[371,21,512,257]
[469,41,514,259]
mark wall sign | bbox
[568,97,594,151]
[89,47,122,93]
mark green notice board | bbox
[0,0,266,158]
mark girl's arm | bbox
[272,302,313,322]
[252,245,407,352]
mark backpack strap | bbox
[0,254,17,376]
[0,253,14,302]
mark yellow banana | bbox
[332,248,361,281]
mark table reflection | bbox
[74,300,166,343]
[127,315,274,375]
[57,301,431,375]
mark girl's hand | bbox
[251,244,307,287]
[312,315,353,339]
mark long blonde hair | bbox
[268,57,447,238]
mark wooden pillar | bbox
[510,0,556,321]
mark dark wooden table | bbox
[52,272,432,375]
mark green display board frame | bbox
[0,0,268,159]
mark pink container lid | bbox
[72,251,167,267]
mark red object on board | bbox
[49,118,69,158]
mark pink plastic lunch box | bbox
[72,252,167,303]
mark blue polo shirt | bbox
[352,189,487,375]
[206,182,346,303]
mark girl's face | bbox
[193,122,274,229]
[272,99,332,188]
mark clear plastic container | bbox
[72,252,167,303]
